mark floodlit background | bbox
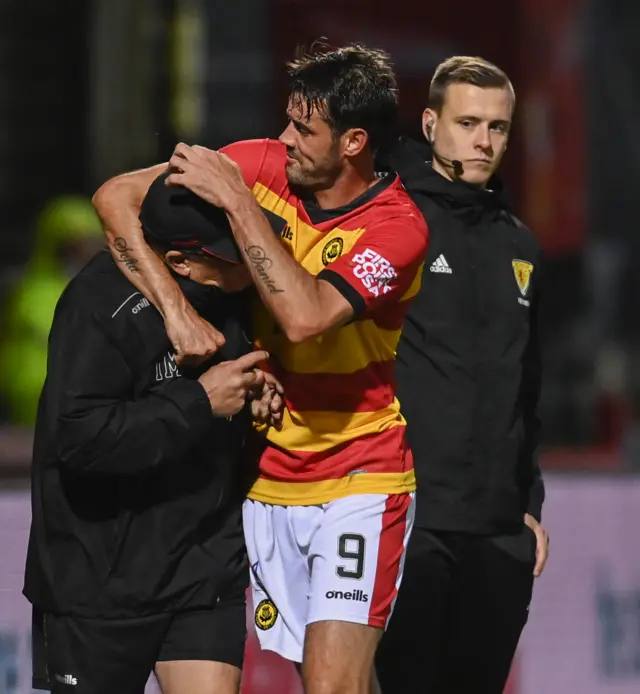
[1,1,639,692]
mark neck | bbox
[314,153,379,209]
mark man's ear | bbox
[342,128,369,158]
[164,250,191,278]
[422,108,438,143]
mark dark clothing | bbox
[24,250,252,619]
[32,589,246,693]
[375,138,545,693]
[387,138,544,535]
[376,526,535,694]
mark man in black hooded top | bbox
[24,173,284,694]
[375,56,550,694]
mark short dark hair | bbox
[428,56,515,113]
[286,42,398,152]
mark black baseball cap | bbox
[139,171,244,263]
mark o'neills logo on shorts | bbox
[54,674,78,686]
[325,589,369,603]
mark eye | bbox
[460,120,474,129]
[293,121,311,136]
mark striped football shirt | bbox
[221,139,429,505]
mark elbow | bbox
[92,177,129,242]
[281,318,324,344]
[280,302,351,343]
[92,174,126,211]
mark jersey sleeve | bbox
[318,213,429,317]
[218,139,271,190]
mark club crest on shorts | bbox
[322,237,344,266]
[512,259,534,296]
[254,598,278,630]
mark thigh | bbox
[441,529,536,694]
[302,620,381,694]
[307,493,415,632]
[155,660,240,694]
[242,498,322,664]
[302,493,414,694]
[33,609,167,694]
[375,527,455,694]
[156,602,247,669]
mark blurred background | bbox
[1,0,639,692]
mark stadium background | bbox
[1,0,639,692]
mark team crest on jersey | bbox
[322,237,344,266]
[512,260,533,296]
[255,599,278,630]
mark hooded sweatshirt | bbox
[387,137,544,534]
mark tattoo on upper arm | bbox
[245,245,284,294]
[113,237,140,273]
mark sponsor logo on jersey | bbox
[351,248,396,297]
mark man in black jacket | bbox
[24,173,283,694]
[375,56,550,693]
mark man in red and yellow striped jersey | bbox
[93,45,428,694]
[212,137,424,508]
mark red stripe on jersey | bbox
[259,427,412,482]
[367,493,413,628]
[271,361,396,414]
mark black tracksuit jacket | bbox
[388,138,545,535]
[23,251,252,618]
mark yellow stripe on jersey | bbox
[248,470,417,506]
[255,318,401,375]
[252,183,365,269]
[265,401,406,452]
[401,263,424,302]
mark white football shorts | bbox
[243,492,415,663]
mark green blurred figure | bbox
[0,196,104,426]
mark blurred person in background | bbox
[375,56,550,694]
[93,44,427,694]
[0,196,103,426]
[25,174,284,694]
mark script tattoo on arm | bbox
[112,237,140,274]
[245,245,284,294]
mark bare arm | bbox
[166,144,353,343]
[226,198,353,342]
[92,163,176,312]
[92,164,225,359]
[166,143,429,342]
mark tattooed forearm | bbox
[113,237,140,273]
[245,245,284,294]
